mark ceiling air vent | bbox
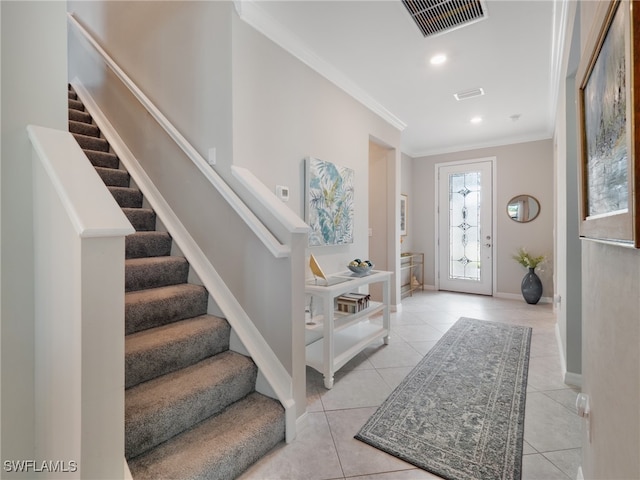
[402,0,488,38]
[454,87,485,101]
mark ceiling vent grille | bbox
[402,0,488,38]
[454,87,485,101]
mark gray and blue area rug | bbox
[356,317,532,480]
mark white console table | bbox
[305,270,391,389]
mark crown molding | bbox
[547,0,571,134]
[406,131,553,159]
[234,0,407,132]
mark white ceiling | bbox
[239,0,565,157]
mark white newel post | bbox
[30,125,134,479]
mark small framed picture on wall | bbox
[400,194,408,236]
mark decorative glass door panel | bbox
[438,161,493,295]
[449,172,481,281]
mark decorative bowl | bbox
[348,264,374,276]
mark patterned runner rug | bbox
[356,317,532,480]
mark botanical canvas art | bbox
[306,157,354,246]
[583,2,629,217]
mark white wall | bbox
[368,141,392,301]
[411,139,554,297]
[230,13,402,283]
[400,152,414,255]
[559,1,640,478]
[581,242,640,478]
[69,1,235,174]
[1,0,68,468]
[554,0,582,385]
[1,2,3,461]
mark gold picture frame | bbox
[577,0,640,247]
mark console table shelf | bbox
[400,252,424,298]
[305,270,391,389]
[305,301,384,338]
[306,321,385,375]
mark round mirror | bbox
[507,195,540,223]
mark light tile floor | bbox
[240,291,582,480]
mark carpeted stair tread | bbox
[125,314,231,388]
[83,149,119,169]
[69,108,92,124]
[72,132,110,152]
[68,90,77,100]
[128,392,285,480]
[95,166,130,187]
[125,284,208,335]
[123,208,156,232]
[69,119,100,138]
[125,256,189,292]
[68,98,84,111]
[108,186,143,208]
[125,351,258,459]
[126,231,171,258]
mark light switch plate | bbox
[207,147,216,166]
[276,185,289,202]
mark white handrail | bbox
[232,166,309,234]
[67,12,291,258]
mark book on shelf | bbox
[336,292,371,314]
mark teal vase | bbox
[521,268,542,304]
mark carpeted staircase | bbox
[68,86,284,479]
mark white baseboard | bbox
[564,371,583,388]
[554,324,583,388]
[494,292,553,304]
[295,411,309,434]
[555,322,567,373]
[494,292,522,301]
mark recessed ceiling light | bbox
[470,116,483,124]
[430,54,447,65]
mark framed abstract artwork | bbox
[305,157,354,246]
[577,0,640,247]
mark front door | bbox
[437,160,493,295]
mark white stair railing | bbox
[68,11,309,444]
[71,78,299,443]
